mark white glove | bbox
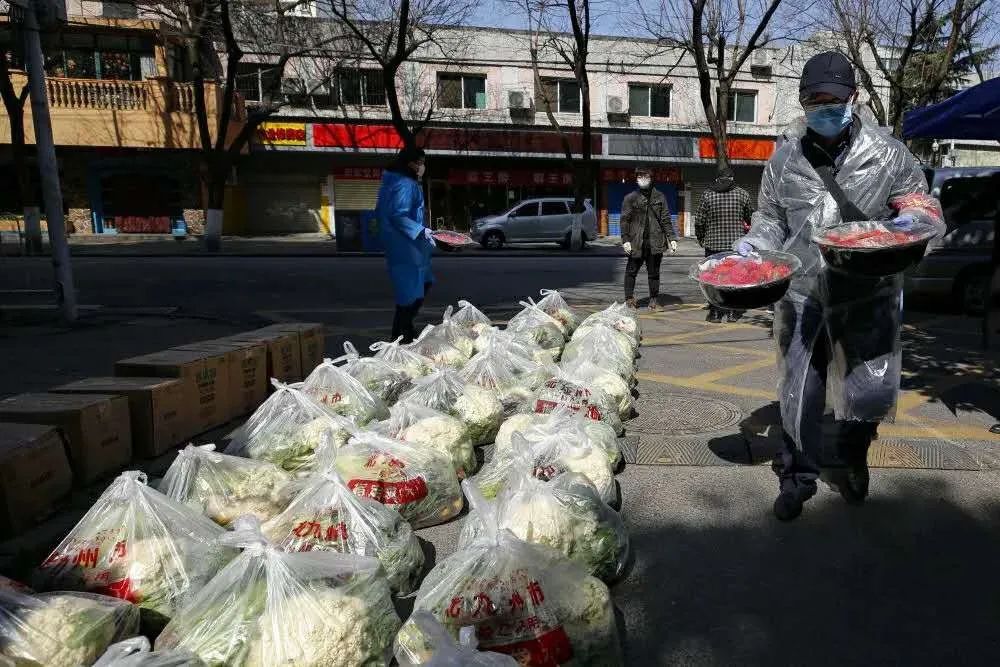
[423,228,436,247]
[622,241,632,255]
[669,240,678,253]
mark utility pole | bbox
[21,0,76,322]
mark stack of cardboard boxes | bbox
[0,323,324,538]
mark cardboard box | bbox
[0,394,131,485]
[50,377,189,458]
[173,340,267,419]
[224,328,302,385]
[115,349,229,434]
[0,423,73,536]
[263,323,326,375]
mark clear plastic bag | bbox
[225,381,358,473]
[332,433,464,529]
[459,348,552,418]
[473,328,550,365]
[371,337,434,380]
[436,306,478,358]
[576,303,641,345]
[533,373,624,435]
[261,464,425,595]
[0,576,140,667]
[300,359,388,425]
[559,359,634,420]
[494,408,622,469]
[409,326,470,370]
[399,370,504,447]
[460,467,629,582]
[536,290,581,334]
[562,326,637,381]
[155,517,401,667]
[375,402,477,479]
[34,472,236,629]
[394,611,517,667]
[471,431,617,506]
[507,300,568,361]
[407,491,623,667]
[451,301,494,340]
[160,445,293,528]
[93,637,205,667]
[335,342,412,405]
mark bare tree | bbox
[639,0,804,170]
[325,0,478,151]
[0,38,39,253]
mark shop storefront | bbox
[601,166,683,237]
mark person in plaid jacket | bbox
[695,167,754,322]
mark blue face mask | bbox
[805,103,853,137]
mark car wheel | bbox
[960,273,990,315]
[481,231,504,250]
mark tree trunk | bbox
[0,56,39,253]
[385,64,417,150]
[203,159,227,251]
[691,0,730,172]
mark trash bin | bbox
[334,212,363,251]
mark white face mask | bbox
[637,177,651,189]
[415,164,426,179]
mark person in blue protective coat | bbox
[376,146,435,343]
[734,51,945,521]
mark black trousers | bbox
[392,282,432,343]
[624,251,663,300]
[704,248,744,319]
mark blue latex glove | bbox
[736,241,754,256]
[424,228,436,247]
[890,214,915,231]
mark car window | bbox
[541,201,569,216]
[939,175,1000,230]
[513,202,538,217]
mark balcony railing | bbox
[46,78,151,111]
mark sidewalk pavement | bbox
[0,232,708,258]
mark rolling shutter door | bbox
[244,174,322,234]
[333,179,380,211]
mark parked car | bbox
[470,197,598,249]
[905,167,998,314]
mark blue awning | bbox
[903,77,1000,140]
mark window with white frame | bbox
[537,78,581,113]
[235,63,281,103]
[437,73,487,109]
[628,83,671,117]
[726,89,757,123]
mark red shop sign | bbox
[333,167,384,180]
[600,167,681,183]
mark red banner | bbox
[447,168,573,187]
[314,123,403,150]
[699,137,775,160]
[333,166,384,180]
[600,167,681,184]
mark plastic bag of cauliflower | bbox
[494,408,622,470]
[394,611,517,666]
[155,517,401,666]
[576,303,641,346]
[560,359,634,421]
[226,381,357,473]
[533,373,624,435]
[408,326,469,370]
[506,300,567,361]
[473,328,550,365]
[536,289,581,334]
[261,462,425,595]
[460,464,630,582]
[399,370,504,446]
[471,431,617,506]
[436,306,478,358]
[459,347,553,418]
[93,637,204,666]
[374,402,477,479]
[335,342,412,405]
[33,472,235,631]
[403,498,623,667]
[160,445,293,527]
[450,300,494,340]
[333,433,464,528]
[371,337,434,380]
[562,327,637,383]
[0,575,140,667]
[300,359,388,425]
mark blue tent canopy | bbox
[903,77,1000,140]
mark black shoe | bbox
[773,479,817,521]
[726,311,743,323]
[706,310,723,323]
[839,461,870,505]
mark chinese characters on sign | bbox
[448,169,574,187]
[334,167,385,180]
[600,167,681,183]
[256,123,308,146]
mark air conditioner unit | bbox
[507,89,529,110]
[752,50,769,65]
[607,95,625,114]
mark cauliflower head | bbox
[556,448,616,506]
[196,464,290,527]
[453,385,503,446]
[402,415,477,479]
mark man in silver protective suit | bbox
[735,51,945,521]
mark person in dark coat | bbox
[696,167,754,322]
[375,146,435,342]
[620,166,677,311]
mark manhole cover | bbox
[629,393,743,436]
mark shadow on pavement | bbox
[620,472,1000,664]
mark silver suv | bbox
[470,198,598,249]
